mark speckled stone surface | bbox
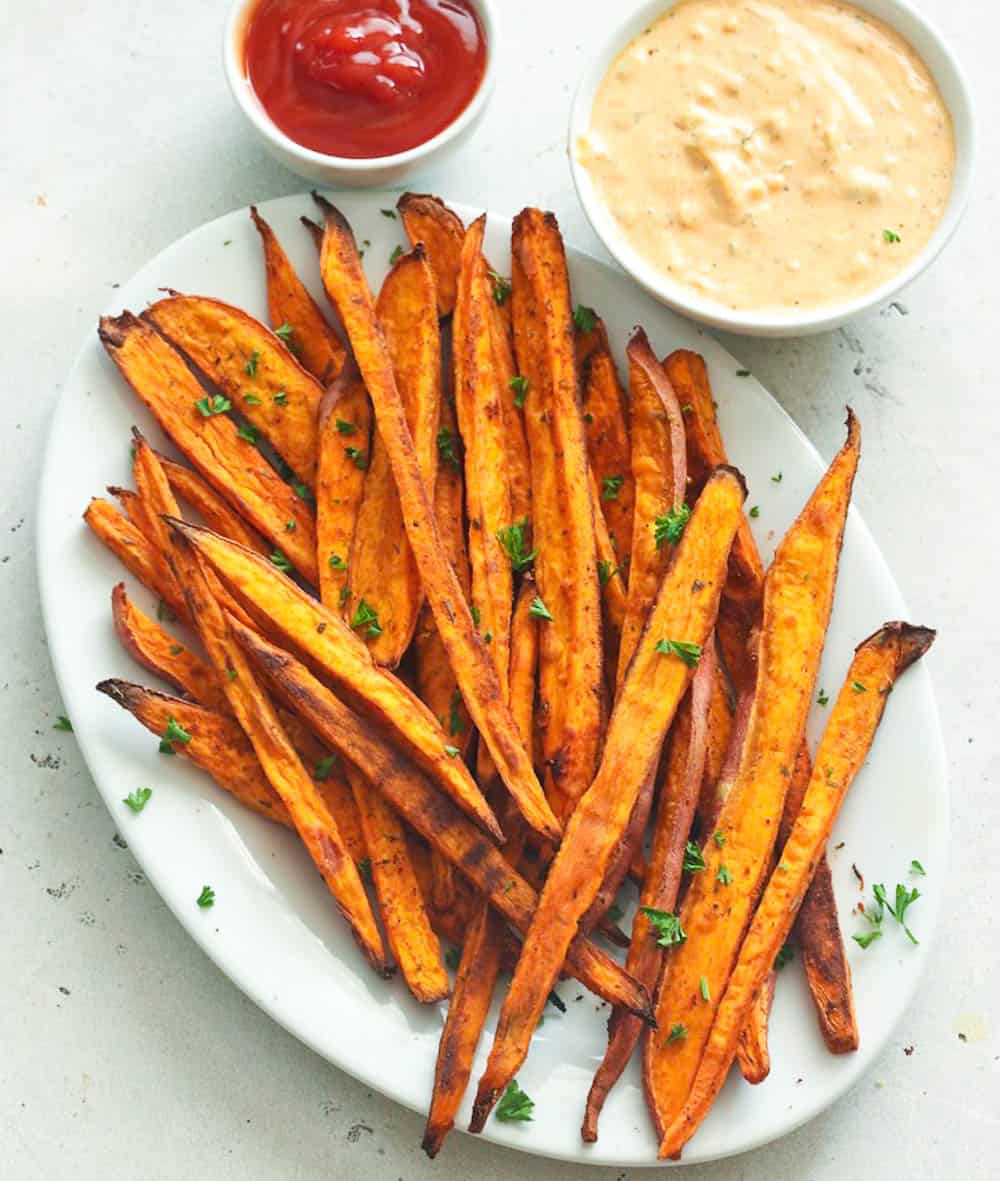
[2,1,997,1176]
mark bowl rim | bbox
[223,0,499,172]
[568,0,977,336]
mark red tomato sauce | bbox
[244,0,487,159]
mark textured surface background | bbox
[2,1,997,1176]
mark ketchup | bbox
[244,0,487,159]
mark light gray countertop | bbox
[3,1,997,1176]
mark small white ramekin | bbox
[569,0,975,337]
[224,0,499,189]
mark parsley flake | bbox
[640,906,686,948]
[244,350,260,377]
[437,426,461,472]
[775,943,795,970]
[818,688,830,706]
[53,715,73,732]
[328,553,347,570]
[194,394,231,417]
[196,885,215,909]
[244,393,262,405]
[601,474,624,501]
[749,505,760,518]
[509,375,529,408]
[269,549,292,572]
[654,503,691,548]
[344,446,368,470]
[883,229,901,243]
[497,519,537,572]
[350,598,382,639]
[665,1023,688,1044]
[159,715,191,754]
[573,304,597,333]
[275,322,295,343]
[273,390,287,405]
[335,418,357,435]
[852,681,867,693]
[771,471,783,483]
[683,840,706,874]
[123,787,152,814]
[389,245,404,265]
[713,830,725,847]
[716,864,733,885]
[449,689,465,737]
[443,744,461,758]
[237,422,260,446]
[495,1080,534,1122]
[529,596,553,622]
[314,754,338,781]
[598,559,621,586]
[488,270,511,305]
[654,639,703,667]
[700,976,711,1002]
[910,859,926,876]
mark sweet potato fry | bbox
[470,467,745,1131]
[347,247,441,665]
[316,359,372,610]
[128,435,386,975]
[158,455,269,553]
[617,329,687,686]
[111,582,228,712]
[453,216,514,699]
[511,207,603,820]
[97,313,317,582]
[84,497,190,624]
[250,205,346,385]
[659,621,934,1157]
[735,971,775,1085]
[397,192,465,317]
[344,762,449,1003]
[312,193,558,842]
[487,279,532,528]
[168,520,502,841]
[145,294,323,488]
[573,306,610,373]
[589,468,628,665]
[644,413,861,1146]
[581,639,717,1142]
[231,616,653,1018]
[583,348,634,563]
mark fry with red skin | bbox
[645,414,861,1145]
[145,294,323,488]
[158,456,269,554]
[312,192,558,843]
[97,313,317,581]
[581,639,717,1142]
[659,620,934,1157]
[316,358,372,610]
[168,520,502,841]
[584,348,634,564]
[346,247,441,665]
[511,207,603,821]
[617,329,687,686]
[470,467,745,1132]
[250,205,346,384]
[735,971,776,1085]
[84,498,190,624]
[230,615,653,1019]
[397,192,465,317]
[590,467,628,669]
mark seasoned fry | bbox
[168,520,503,841]
[232,615,653,1018]
[644,413,861,1145]
[250,205,346,384]
[470,467,745,1131]
[573,306,610,372]
[511,207,603,820]
[316,359,372,610]
[736,972,775,1085]
[453,215,514,701]
[583,347,634,563]
[347,247,441,665]
[589,468,628,664]
[98,313,318,581]
[84,497,190,624]
[158,455,269,554]
[582,639,717,1142]
[659,621,934,1157]
[111,582,229,712]
[146,294,323,488]
[617,329,687,685]
[397,192,465,317]
[487,277,533,528]
[312,193,558,842]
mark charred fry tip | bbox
[249,204,263,225]
[626,324,652,354]
[311,190,348,229]
[713,463,749,500]
[130,425,148,445]
[95,677,137,707]
[97,311,141,348]
[859,621,937,669]
[299,215,323,249]
[420,1134,442,1160]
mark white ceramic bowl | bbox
[569,0,976,337]
[224,0,499,189]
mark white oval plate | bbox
[37,193,947,1168]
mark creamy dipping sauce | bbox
[578,0,955,312]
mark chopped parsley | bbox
[53,715,73,732]
[683,840,706,874]
[157,599,176,623]
[335,418,357,435]
[284,520,296,532]
[495,1080,534,1122]
[351,598,382,639]
[449,689,465,737]
[817,688,830,706]
[291,480,312,502]
[853,927,883,950]
[314,754,338,781]
[874,881,921,944]
[237,422,260,446]
[380,208,397,219]
[749,505,760,519]
[194,394,231,417]
[601,474,624,501]
[529,596,553,622]
[640,906,686,948]
[716,864,733,885]
[196,885,215,909]
[470,605,482,628]
[244,350,260,377]
[771,471,783,483]
[244,393,262,405]
[736,369,751,378]
[339,585,350,607]
[573,304,597,333]
[775,943,795,970]
[274,322,295,343]
[328,553,347,571]
[883,228,901,244]
[654,639,703,667]
[699,976,711,1002]
[488,270,511,305]
[269,549,292,572]
[273,390,287,405]
[123,787,152,813]
[665,1023,688,1045]
[654,503,691,548]
[597,559,621,586]
[910,859,926,876]
[159,715,192,754]
[509,375,529,408]
[852,681,867,693]
[445,946,462,971]
[496,519,537,572]
[443,744,461,759]
[437,426,461,473]
[344,446,368,470]
[168,645,184,656]
[358,857,372,883]
[389,245,404,265]
[713,830,725,848]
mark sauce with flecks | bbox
[577,0,954,312]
